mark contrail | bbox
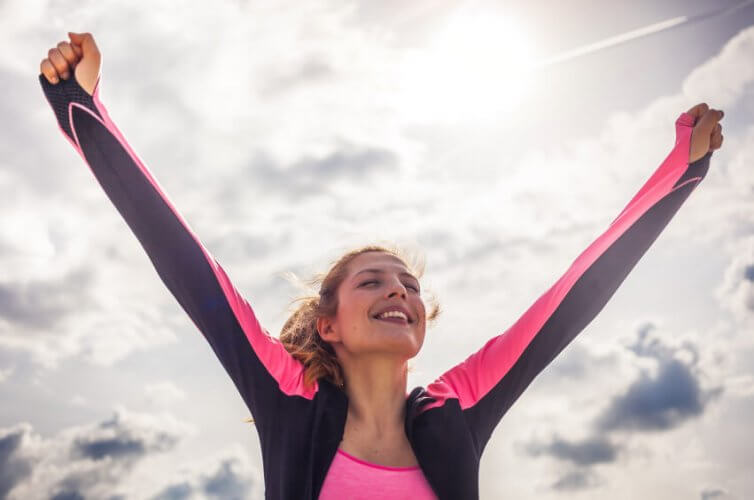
[530,0,754,70]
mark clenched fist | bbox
[40,32,101,96]
[686,103,724,163]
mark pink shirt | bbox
[318,448,438,499]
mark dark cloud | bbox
[202,458,254,498]
[151,482,192,500]
[550,469,600,491]
[0,426,33,498]
[0,268,95,330]
[149,454,257,500]
[71,411,180,463]
[525,434,620,467]
[744,264,754,282]
[521,324,725,493]
[522,433,617,491]
[234,143,400,201]
[595,325,723,433]
[50,490,85,500]
[701,488,731,499]
[595,359,707,432]
[74,436,146,461]
[0,409,187,499]
[625,322,683,361]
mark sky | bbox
[1,0,753,498]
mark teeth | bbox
[377,310,408,321]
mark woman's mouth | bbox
[375,316,409,325]
[372,312,411,325]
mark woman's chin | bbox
[371,327,423,355]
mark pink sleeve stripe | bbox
[423,112,696,412]
[65,74,317,399]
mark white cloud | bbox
[714,234,754,328]
[144,381,188,407]
[683,26,754,108]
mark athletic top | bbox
[38,70,712,500]
[318,448,437,499]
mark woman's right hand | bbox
[686,102,724,163]
[40,32,101,96]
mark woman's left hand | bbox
[686,103,724,163]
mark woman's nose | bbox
[386,279,407,297]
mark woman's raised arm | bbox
[38,33,321,428]
[419,107,721,457]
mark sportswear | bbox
[318,448,437,499]
[38,70,712,500]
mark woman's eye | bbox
[360,280,419,292]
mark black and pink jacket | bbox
[39,71,712,500]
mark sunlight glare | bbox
[395,8,538,126]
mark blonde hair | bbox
[243,243,441,425]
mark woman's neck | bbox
[341,355,409,436]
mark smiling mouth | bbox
[372,316,411,325]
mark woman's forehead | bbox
[350,252,412,274]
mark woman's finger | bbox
[40,58,60,83]
[686,102,709,123]
[57,41,80,68]
[47,47,71,79]
[710,131,721,148]
[69,41,83,58]
[695,108,723,136]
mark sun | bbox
[394,7,538,125]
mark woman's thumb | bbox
[65,31,102,96]
[68,32,97,55]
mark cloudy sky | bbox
[1,0,753,498]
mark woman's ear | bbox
[316,316,334,342]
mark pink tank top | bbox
[318,448,438,499]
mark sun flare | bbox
[395,8,538,125]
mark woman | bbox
[39,32,724,500]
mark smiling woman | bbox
[278,245,442,498]
[278,244,441,391]
[38,30,722,500]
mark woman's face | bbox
[322,251,427,359]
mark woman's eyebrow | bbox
[355,268,418,281]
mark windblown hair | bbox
[242,243,441,425]
[279,243,441,390]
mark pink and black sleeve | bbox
[38,72,319,426]
[421,113,712,455]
